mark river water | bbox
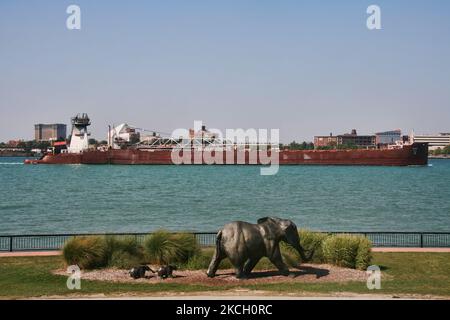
[0,157,449,234]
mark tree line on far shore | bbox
[429,145,450,156]
[0,140,51,152]
[278,141,359,150]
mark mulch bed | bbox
[54,264,370,286]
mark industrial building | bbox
[410,133,450,150]
[34,124,67,141]
[108,123,141,149]
[314,134,337,148]
[314,129,376,149]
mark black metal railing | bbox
[326,232,450,248]
[0,231,449,252]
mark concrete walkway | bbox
[0,251,61,257]
[371,247,450,253]
[1,248,449,258]
[33,294,428,300]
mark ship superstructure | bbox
[67,113,91,153]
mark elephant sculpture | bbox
[207,217,314,278]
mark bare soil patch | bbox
[54,264,369,285]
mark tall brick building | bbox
[34,124,67,141]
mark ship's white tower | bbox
[68,113,91,153]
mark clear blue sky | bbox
[1,0,449,142]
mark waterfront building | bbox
[337,129,376,148]
[410,132,450,150]
[34,123,67,141]
[314,134,337,148]
[375,130,402,145]
[7,140,23,147]
[315,129,376,148]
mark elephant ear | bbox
[257,217,269,224]
[257,217,280,224]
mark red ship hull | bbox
[25,143,428,166]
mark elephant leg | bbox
[207,250,224,278]
[235,265,246,279]
[243,257,260,276]
[269,249,290,276]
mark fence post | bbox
[420,233,424,248]
[9,236,13,252]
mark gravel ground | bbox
[54,264,370,285]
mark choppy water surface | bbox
[0,157,449,234]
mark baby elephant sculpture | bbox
[207,217,313,279]
[157,265,177,279]
[129,265,154,279]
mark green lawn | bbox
[0,252,449,299]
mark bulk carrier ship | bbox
[25,114,428,166]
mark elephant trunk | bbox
[294,243,314,262]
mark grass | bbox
[0,252,449,298]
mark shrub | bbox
[105,236,144,268]
[105,236,142,257]
[184,248,240,270]
[62,236,108,269]
[184,250,212,270]
[355,237,373,270]
[322,234,372,269]
[170,233,200,263]
[279,242,301,267]
[63,235,147,270]
[278,230,329,267]
[144,231,199,265]
[143,231,176,264]
[109,251,143,269]
[298,230,329,263]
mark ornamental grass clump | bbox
[63,235,146,269]
[298,229,329,263]
[184,248,233,270]
[355,237,373,270]
[170,232,200,262]
[143,230,200,265]
[62,236,108,269]
[105,236,145,269]
[279,230,329,266]
[322,234,372,270]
